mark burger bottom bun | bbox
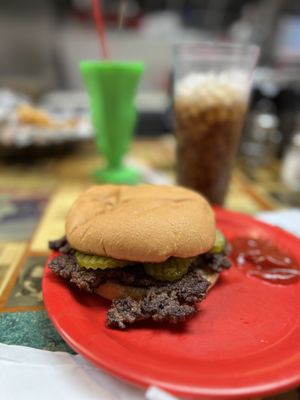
[95,269,219,301]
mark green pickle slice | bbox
[75,252,128,270]
[75,229,225,273]
[211,229,226,253]
[144,257,194,282]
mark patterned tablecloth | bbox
[0,137,297,399]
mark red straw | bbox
[92,0,109,59]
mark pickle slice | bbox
[211,229,226,253]
[144,257,194,282]
[75,252,128,270]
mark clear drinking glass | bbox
[174,42,259,204]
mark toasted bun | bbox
[95,270,219,301]
[66,184,215,263]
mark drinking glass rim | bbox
[174,41,260,65]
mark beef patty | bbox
[48,236,231,329]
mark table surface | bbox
[0,138,298,399]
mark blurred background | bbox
[1,0,300,205]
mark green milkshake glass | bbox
[80,61,144,184]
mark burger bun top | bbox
[66,184,216,263]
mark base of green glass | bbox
[92,166,140,185]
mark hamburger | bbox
[48,184,231,329]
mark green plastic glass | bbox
[80,61,144,184]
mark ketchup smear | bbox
[231,237,300,285]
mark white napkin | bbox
[257,208,300,238]
[0,343,179,400]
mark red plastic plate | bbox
[42,208,300,399]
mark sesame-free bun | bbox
[95,269,219,301]
[66,184,216,262]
